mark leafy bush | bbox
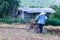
[0,18,31,24]
[45,18,60,26]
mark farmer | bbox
[35,11,48,33]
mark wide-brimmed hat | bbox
[40,11,46,15]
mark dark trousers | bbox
[38,24,44,33]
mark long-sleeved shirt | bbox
[35,14,48,24]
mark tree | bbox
[0,0,21,18]
[50,5,60,20]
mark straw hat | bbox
[40,11,46,15]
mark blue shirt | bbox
[35,14,47,24]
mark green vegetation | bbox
[0,18,31,24]
[0,17,60,26]
[45,5,60,26]
[43,5,60,26]
[0,0,20,18]
[45,18,60,26]
[51,5,60,20]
